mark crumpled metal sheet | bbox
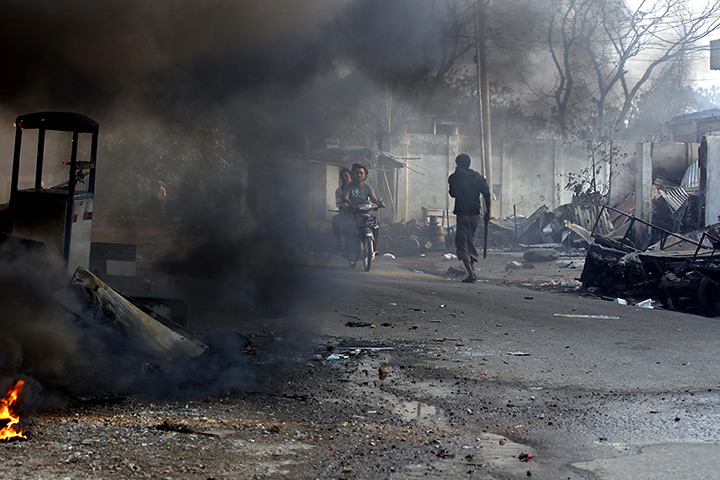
[59,267,207,360]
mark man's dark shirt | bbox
[448,167,490,215]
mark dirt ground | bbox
[0,219,592,480]
[7,349,548,480]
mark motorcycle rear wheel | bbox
[363,237,373,271]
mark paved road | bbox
[290,252,720,479]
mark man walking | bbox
[448,154,491,283]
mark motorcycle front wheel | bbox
[363,236,374,271]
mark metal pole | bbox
[473,0,486,173]
[35,128,45,189]
[10,125,22,201]
[478,0,493,213]
[63,131,80,265]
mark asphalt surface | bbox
[288,251,720,479]
[8,222,718,479]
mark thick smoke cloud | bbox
[0,1,454,400]
[0,1,355,110]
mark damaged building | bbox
[302,114,720,316]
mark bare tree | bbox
[547,0,720,139]
[419,0,476,114]
[547,0,598,138]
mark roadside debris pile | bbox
[495,193,614,251]
[495,179,719,316]
[580,224,720,316]
[568,160,720,316]
[377,219,449,255]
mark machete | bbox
[483,214,489,259]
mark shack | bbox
[308,146,404,223]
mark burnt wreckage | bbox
[482,187,718,316]
[578,135,719,316]
[581,207,720,317]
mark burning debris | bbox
[0,380,26,441]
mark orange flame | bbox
[0,380,26,441]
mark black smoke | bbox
[0,0,462,399]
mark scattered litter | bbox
[442,253,457,261]
[429,319,443,323]
[499,439,506,446]
[613,298,628,305]
[382,253,396,259]
[327,354,349,361]
[411,269,425,274]
[345,321,374,328]
[389,302,397,306]
[156,420,195,434]
[505,261,524,271]
[380,322,392,327]
[508,352,530,356]
[480,372,488,376]
[557,260,578,268]
[436,449,455,459]
[524,296,534,300]
[554,314,620,320]
[635,299,654,309]
[338,347,394,351]
[440,304,446,308]
[378,364,388,379]
[517,452,533,462]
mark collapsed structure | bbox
[478,134,720,317]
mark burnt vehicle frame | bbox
[583,204,720,316]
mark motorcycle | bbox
[344,200,383,271]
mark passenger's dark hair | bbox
[339,167,351,179]
[351,163,368,175]
[455,154,471,168]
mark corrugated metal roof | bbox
[656,187,689,212]
[574,202,614,236]
[681,160,699,191]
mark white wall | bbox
[706,135,720,226]
[383,133,698,222]
[384,134,483,222]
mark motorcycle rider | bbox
[340,163,385,265]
